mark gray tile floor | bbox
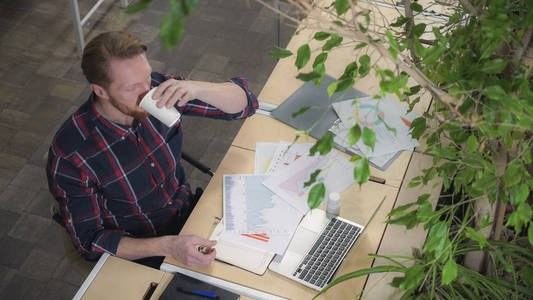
[0,0,294,298]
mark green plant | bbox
[124,0,198,50]
[263,0,533,298]
[128,0,533,297]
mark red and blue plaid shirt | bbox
[47,72,258,260]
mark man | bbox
[46,31,258,267]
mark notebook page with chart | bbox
[222,174,302,254]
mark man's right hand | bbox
[166,234,217,267]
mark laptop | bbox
[268,197,385,291]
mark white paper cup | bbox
[139,88,181,127]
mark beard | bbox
[109,96,150,120]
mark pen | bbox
[176,287,219,299]
[143,282,158,300]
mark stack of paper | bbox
[214,141,358,274]
[329,96,421,169]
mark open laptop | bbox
[268,197,385,291]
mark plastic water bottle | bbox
[326,192,341,216]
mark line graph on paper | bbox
[223,174,300,235]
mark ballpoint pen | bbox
[176,287,219,299]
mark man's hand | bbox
[152,79,199,109]
[151,78,248,114]
[167,234,217,267]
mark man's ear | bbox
[90,83,110,100]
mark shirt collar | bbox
[89,93,132,139]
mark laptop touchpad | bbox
[289,227,319,256]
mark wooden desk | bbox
[163,146,399,299]
[76,254,172,300]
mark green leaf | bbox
[417,194,431,204]
[465,226,486,248]
[313,63,326,86]
[308,182,325,209]
[411,23,426,38]
[340,61,358,79]
[412,37,426,58]
[124,0,153,13]
[416,201,433,223]
[510,184,529,205]
[160,14,185,50]
[291,106,311,118]
[358,55,371,77]
[334,0,350,15]
[304,169,321,188]
[353,157,370,184]
[529,223,533,246]
[350,154,361,162]
[310,132,334,156]
[322,34,343,51]
[423,221,448,254]
[442,259,458,285]
[327,81,338,98]
[409,117,426,139]
[313,53,328,67]
[399,264,425,290]
[481,213,491,228]
[362,127,376,151]
[296,72,322,82]
[521,266,533,287]
[391,16,409,27]
[503,163,521,187]
[295,44,311,70]
[481,59,507,74]
[483,85,507,101]
[335,78,355,93]
[269,47,293,59]
[389,202,416,218]
[313,32,330,41]
[466,135,478,152]
[354,42,367,50]
[408,180,421,188]
[410,2,423,12]
[348,124,361,146]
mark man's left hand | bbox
[152,79,199,109]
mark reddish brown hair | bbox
[81,31,147,88]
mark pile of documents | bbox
[219,141,356,256]
[329,96,421,169]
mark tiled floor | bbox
[0,0,293,298]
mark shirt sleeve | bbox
[46,147,124,261]
[159,73,259,120]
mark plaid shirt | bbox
[47,72,258,260]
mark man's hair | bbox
[81,31,147,88]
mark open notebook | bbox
[209,219,275,275]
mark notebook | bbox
[209,219,275,275]
[268,197,385,291]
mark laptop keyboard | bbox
[292,218,362,289]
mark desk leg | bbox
[73,253,110,300]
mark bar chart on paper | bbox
[223,174,299,234]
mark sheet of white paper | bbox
[263,151,355,214]
[254,142,279,174]
[223,174,302,235]
[220,229,298,255]
[266,142,314,174]
[330,123,399,169]
[332,96,420,157]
